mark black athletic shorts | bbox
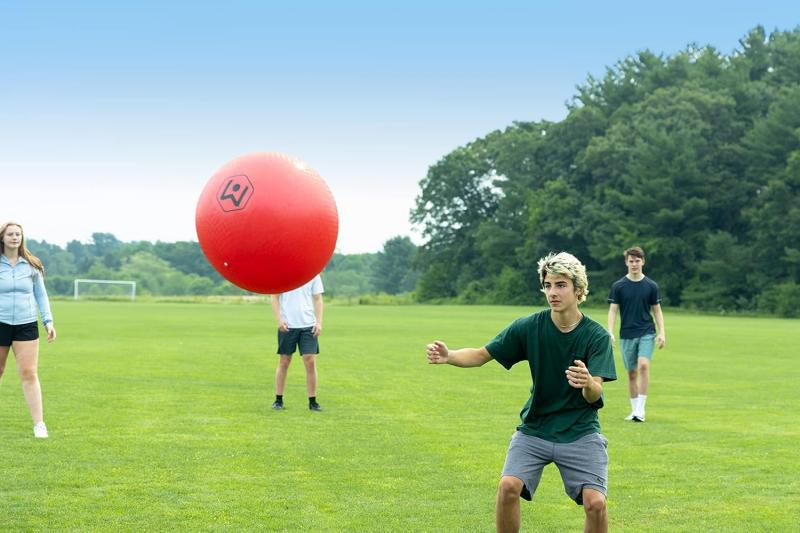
[0,321,40,346]
[277,327,319,355]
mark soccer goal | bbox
[74,279,137,301]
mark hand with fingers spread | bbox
[426,340,449,364]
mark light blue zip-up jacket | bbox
[0,255,53,326]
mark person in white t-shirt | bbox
[270,274,324,411]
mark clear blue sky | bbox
[2,1,798,253]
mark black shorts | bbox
[0,321,40,346]
[277,327,319,355]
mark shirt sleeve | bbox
[312,275,324,295]
[649,281,661,306]
[32,270,53,325]
[587,328,616,382]
[485,319,527,370]
[607,281,619,304]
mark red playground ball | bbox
[195,152,338,294]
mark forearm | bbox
[447,348,491,368]
[653,306,665,335]
[582,377,603,403]
[270,296,282,323]
[606,306,617,334]
[314,296,323,326]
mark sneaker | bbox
[309,402,323,412]
[624,413,635,421]
[33,422,49,439]
[632,414,645,423]
[271,401,284,410]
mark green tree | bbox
[415,262,458,301]
[372,236,418,294]
[323,252,377,297]
[681,232,753,311]
[91,233,122,257]
[410,25,800,312]
[153,241,222,279]
[742,87,800,282]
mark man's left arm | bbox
[652,303,666,349]
[312,293,324,336]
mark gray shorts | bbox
[501,431,608,505]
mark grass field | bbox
[1,301,798,532]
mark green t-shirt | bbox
[485,310,617,443]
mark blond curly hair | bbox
[537,251,589,304]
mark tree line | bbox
[26,233,418,300]
[410,26,800,316]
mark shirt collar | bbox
[1,255,29,265]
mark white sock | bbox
[630,398,638,413]
[638,395,647,414]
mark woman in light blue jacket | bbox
[0,221,56,438]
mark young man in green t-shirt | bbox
[427,252,616,533]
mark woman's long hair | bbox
[0,221,45,274]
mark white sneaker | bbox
[33,422,49,439]
[624,412,635,421]
[632,413,646,423]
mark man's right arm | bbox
[607,303,619,344]
[270,295,288,331]
[426,341,492,367]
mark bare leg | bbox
[582,488,608,533]
[495,476,522,533]
[14,340,43,423]
[637,358,650,395]
[302,354,317,397]
[275,355,292,396]
[0,346,10,382]
[627,369,639,399]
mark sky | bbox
[2,1,799,254]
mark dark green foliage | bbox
[323,252,379,298]
[411,26,800,313]
[492,266,533,305]
[681,232,753,312]
[371,236,419,295]
[416,262,458,301]
[757,281,800,317]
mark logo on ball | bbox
[217,175,254,212]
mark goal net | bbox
[74,279,137,301]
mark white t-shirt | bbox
[279,275,324,328]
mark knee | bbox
[497,476,523,502]
[303,356,317,370]
[627,369,638,380]
[583,491,607,516]
[277,357,292,370]
[638,360,650,374]
[19,367,38,383]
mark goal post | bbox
[74,279,137,301]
